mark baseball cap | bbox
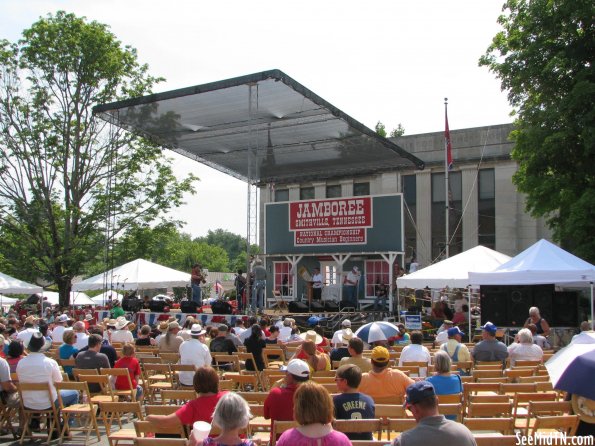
[405,381,436,406]
[447,327,465,337]
[371,346,390,362]
[481,321,498,334]
[283,359,310,378]
[341,319,351,327]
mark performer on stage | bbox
[191,263,206,306]
[312,267,323,301]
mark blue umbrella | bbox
[555,349,595,400]
[354,321,400,344]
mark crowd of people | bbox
[1,301,593,443]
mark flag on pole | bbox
[445,107,453,170]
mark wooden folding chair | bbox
[519,375,550,383]
[514,360,541,368]
[159,352,180,364]
[262,369,285,390]
[263,348,287,369]
[160,389,196,404]
[145,405,182,416]
[474,362,504,370]
[526,401,572,436]
[223,372,259,391]
[142,363,174,403]
[134,419,187,438]
[72,367,99,381]
[212,354,241,373]
[134,439,188,446]
[99,401,144,446]
[55,381,101,444]
[437,393,462,404]
[373,395,405,405]
[463,417,514,434]
[332,419,382,440]
[77,373,116,404]
[467,402,513,418]
[375,404,408,419]
[401,361,429,377]
[271,420,298,446]
[529,414,579,436]
[237,391,269,405]
[473,369,504,381]
[0,391,18,439]
[512,391,558,430]
[505,368,535,382]
[101,368,137,401]
[17,382,60,445]
[383,418,417,441]
[169,364,196,388]
[500,382,538,395]
[469,395,511,404]
[439,403,463,422]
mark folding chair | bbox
[145,405,182,416]
[512,391,557,430]
[499,382,538,395]
[505,368,535,382]
[519,375,550,383]
[17,382,60,445]
[142,363,174,403]
[263,348,287,369]
[72,367,98,381]
[134,419,187,438]
[212,354,241,373]
[474,362,504,370]
[237,391,269,405]
[467,402,513,418]
[271,420,298,446]
[463,417,514,434]
[77,374,116,404]
[159,352,180,364]
[223,372,259,391]
[0,391,18,439]
[401,361,429,377]
[99,401,144,446]
[473,435,519,446]
[473,369,504,381]
[373,395,404,405]
[375,404,408,419]
[101,368,137,401]
[169,364,196,388]
[526,401,572,436]
[439,403,463,422]
[55,381,101,445]
[514,360,541,368]
[529,414,579,436]
[160,389,196,405]
[469,395,511,404]
[383,418,417,441]
[261,369,285,390]
[332,419,382,440]
[436,393,462,404]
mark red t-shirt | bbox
[175,391,227,425]
[114,356,141,389]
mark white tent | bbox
[72,258,191,291]
[0,295,19,306]
[38,291,95,306]
[396,245,512,289]
[0,271,43,294]
[469,239,595,330]
[91,290,123,306]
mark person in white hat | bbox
[110,316,134,344]
[50,313,71,343]
[331,319,352,348]
[178,324,211,386]
[264,359,310,442]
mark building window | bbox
[326,185,341,198]
[273,262,293,296]
[365,260,389,297]
[274,188,289,202]
[354,182,370,196]
[478,168,496,249]
[431,171,462,260]
[300,186,314,200]
[402,175,417,263]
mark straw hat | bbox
[168,321,181,331]
[341,328,354,343]
[158,321,169,331]
[114,316,130,330]
[25,315,38,325]
[299,330,322,344]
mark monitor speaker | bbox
[181,300,199,313]
[507,287,533,327]
[532,285,554,324]
[149,300,166,312]
[552,292,578,327]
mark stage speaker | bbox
[181,300,199,313]
[507,287,533,327]
[480,286,508,326]
[532,285,554,324]
[324,301,340,312]
[289,301,309,313]
[310,301,325,313]
[211,300,232,315]
[149,300,166,312]
[552,291,578,327]
[122,297,141,312]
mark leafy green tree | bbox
[0,12,197,305]
[375,121,387,137]
[390,124,406,137]
[480,0,595,262]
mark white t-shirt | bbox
[179,339,212,386]
[312,273,323,289]
[16,353,62,410]
[74,332,89,350]
[331,328,351,347]
[435,330,449,345]
[507,343,543,366]
[51,325,71,343]
[16,328,38,348]
[409,262,419,273]
[110,330,134,344]
[398,344,432,377]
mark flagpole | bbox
[444,98,450,259]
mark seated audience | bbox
[398,331,431,376]
[135,324,156,346]
[6,340,24,373]
[507,328,543,366]
[339,337,372,372]
[472,322,508,363]
[359,346,414,401]
[426,351,462,420]
[243,324,266,371]
[302,340,331,373]
[114,343,144,402]
[276,381,351,446]
[333,364,375,440]
[158,321,184,353]
[59,330,78,378]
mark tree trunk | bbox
[57,276,72,308]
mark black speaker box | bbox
[552,291,578,327]
[481,285,557,327]
[149,300,166,312]
[289,301,309,313]
[324,301,340,312]
[532,285,554,323]
[211,300,232,315]
[339,300,357,311]
[122,297,141,312]
[507,287,533,327]
[480,286,508,326]
[310,301,325,312]
[181,300,199,313]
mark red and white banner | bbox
[289,197,372,230]
[289,197,372,246]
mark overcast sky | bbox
[2,0,512,238]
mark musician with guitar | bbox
[191,263,206,305]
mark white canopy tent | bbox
[395,245,512,340]
[37,291,95,306]
[91,290,123,306]
[469,239,595,330]
[73,258,191,291]
[0,271,43,294]
[0,295,19,307]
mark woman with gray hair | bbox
[426,350,463,419]
[508,328,543,366]
[192,392,255,446]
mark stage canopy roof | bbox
[94,70,425,185]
